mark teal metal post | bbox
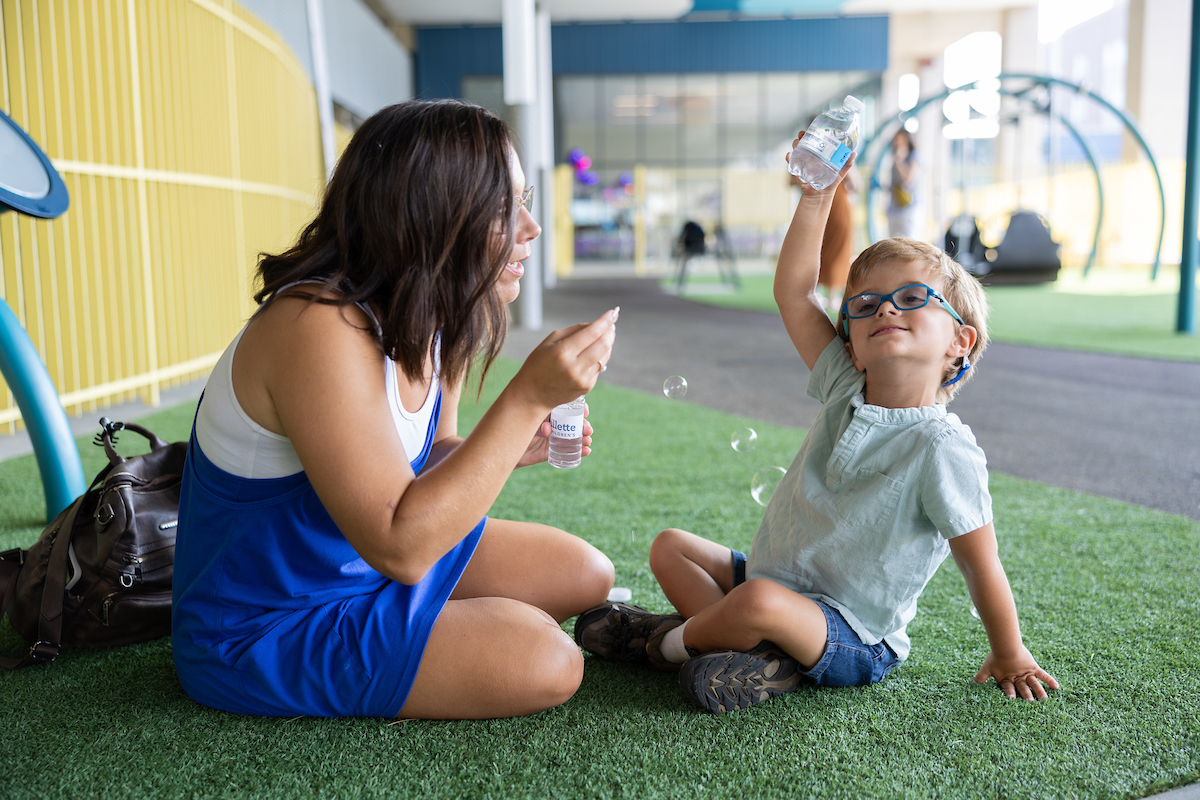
[1179,0,1199,334]
[0,300,85,519]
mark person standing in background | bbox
[887,129,920,239]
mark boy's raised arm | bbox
[774,142,856,371]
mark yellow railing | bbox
[0,0,324,433]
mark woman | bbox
[887,128,920,239]
[816,165,858,310]
[171,101,617,720]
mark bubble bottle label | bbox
[549,396,586,469]
[797,132,853,169]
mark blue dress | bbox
[171,388,485,717]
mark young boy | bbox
[574,146,1058,714]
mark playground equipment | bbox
[860,73,1167,281]
[0,108,84,520]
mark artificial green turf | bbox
[672,274,1200,361]
[1,362,1199,799]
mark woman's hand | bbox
[517,411,593,468]
[510,308,618,413]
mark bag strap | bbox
[0,492,88,670]
[96,418,170,465]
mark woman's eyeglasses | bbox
[516,185,535,213]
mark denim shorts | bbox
[731,549,899,688]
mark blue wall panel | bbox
[417,26,504,99]
[416,16,888,99]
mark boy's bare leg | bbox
[649,528,738,617]
[650,529,829,668]
[683,578,829,669]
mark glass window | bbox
[681,74,719,165]
[601,77,639,166]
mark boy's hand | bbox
[974,647,1059,701]
[785,131,857,197]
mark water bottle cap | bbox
[843,95,865,113]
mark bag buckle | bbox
[0,548,23,566]
[29,640,59,664]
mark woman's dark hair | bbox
[255,100,517,388]
[893,128,916,156]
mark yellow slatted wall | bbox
[0,0,323,432]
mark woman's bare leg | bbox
[450,518,614,622]
[398,519,612,719]
[399,597,583,719]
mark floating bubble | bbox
[970,605,981,621]
[607,587,633,603]
[750,466,787,507]
[731,427,758,453]
[662,375,688,398]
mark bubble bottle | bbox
[549,396,586,469]
[788,95,865,190]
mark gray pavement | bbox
[503,277,1200,522]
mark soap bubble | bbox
[662,376,688,398]
[750,466,787,507]
[731,427,758,453]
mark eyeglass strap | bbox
[942,354,971,387]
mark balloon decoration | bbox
[568,148,599,185]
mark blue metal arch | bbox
[0,109,70,219]
[868,88,1106,274]
[860,73,1166,279]
[0,110,84,521]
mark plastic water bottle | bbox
[549,396,586,469]
[788,95,865,190]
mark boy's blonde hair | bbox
[838,237,989,403]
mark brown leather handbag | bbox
[0,418,187,669]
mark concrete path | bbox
[503,277,1200,522]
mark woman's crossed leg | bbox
[399,518,613,719]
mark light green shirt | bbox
[747,338,992,661]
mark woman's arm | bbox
[893,152,918,186]
[242,297,616,585]
[949,522,1059,700]
[419,373,465,473]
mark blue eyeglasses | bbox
[839,283,971,387]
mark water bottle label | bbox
[799,134,853,169]
[551,417,582,439]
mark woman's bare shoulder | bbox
[250,294,379,354]
[233,296,386,434]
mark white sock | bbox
[659,620,692,664]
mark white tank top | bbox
[195,304,441,480]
